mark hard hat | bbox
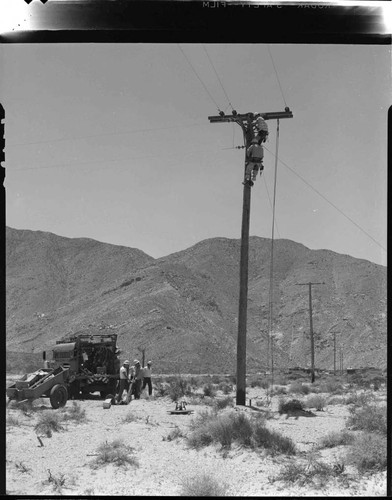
[134,359,140,365]
[147,361,152,365]
[124,360,130,365]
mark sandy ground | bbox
[6,381,387,496]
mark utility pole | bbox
[295,282,325,383]
[331,330,340,376]
[209,108,293,405]
[340,348,343,375]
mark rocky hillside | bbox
[6,227,387,373]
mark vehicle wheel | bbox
[50,384,68,409]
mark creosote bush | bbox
[169,378,193,402]
[180,472,228,496]
[278,398,305,414]
[35,412,64,437]
[203,383,217,398]
[123,412,139,423]
[344,391,375,407]
[318,430,354,449]
[218,382,233,395]
[318,379,344,395]
[187,409,296,454]
[215,396,233,411]
[6,415,21,427]
[346,433,387,473]
[60,401,86,423]
[164,427,184,442]
[346,403,386,435]
[273,458,337,488]
[305,395,326,411]
[288,382,310,395]
[93,439,139,468]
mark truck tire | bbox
[50,384,68,409]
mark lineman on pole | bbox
[244,137,264,186]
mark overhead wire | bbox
[267,45,288,109]
[8,145,234,172]
[6,122,209,148]
[263,145,387,253]
[202,44,234,112]
[177,44,222,112]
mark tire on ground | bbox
[49,384,68,409]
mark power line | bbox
[202,44,234,112]
[177,44,221,112]
[263,145,387,253]
[267,45,288,109]
[8,146,232,172]
[6,122,208,148]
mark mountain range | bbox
[6,226,387,373]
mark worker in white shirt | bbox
[253,114,269,143]
[142,361,153,396]
[116,360,130,404]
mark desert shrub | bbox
[189,409,216,431]
[35,412,64,437]
[278,398,305,414]
[319,379,344,395]
[189,377,203,389]
[326,395,345,406]
[187,409,294,454]
[164,427,184,442]
[44,469,67,493]
[6,415,21,427]
[305,395,326,411]
[273,374,288,386]
[271,385,287,396]
[123,412,139,423]
[253,426,296,455]
[211,375,225,385]
[93,439,139,468]
[203,383,217,398]
[260,379,271,390]
[169,378,192,402]
[218,382,233,395]
[346,433,387,473]
[344,391,375,407]
[288,382,310,395]
[60,401,86,423]
[318,430,354,449]
[274,459,334,488]
[180,472,228,496]
[215,396,233,411]
[154,382,170,398]
[346,403,386,434]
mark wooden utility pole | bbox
[296,282,325,383]
[209,108,293,405]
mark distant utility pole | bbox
[295,282,325,383]
[339,348,343,375]
[332,331,340,376]
[209,108,293,405]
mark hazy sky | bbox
[1,44,389,265]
